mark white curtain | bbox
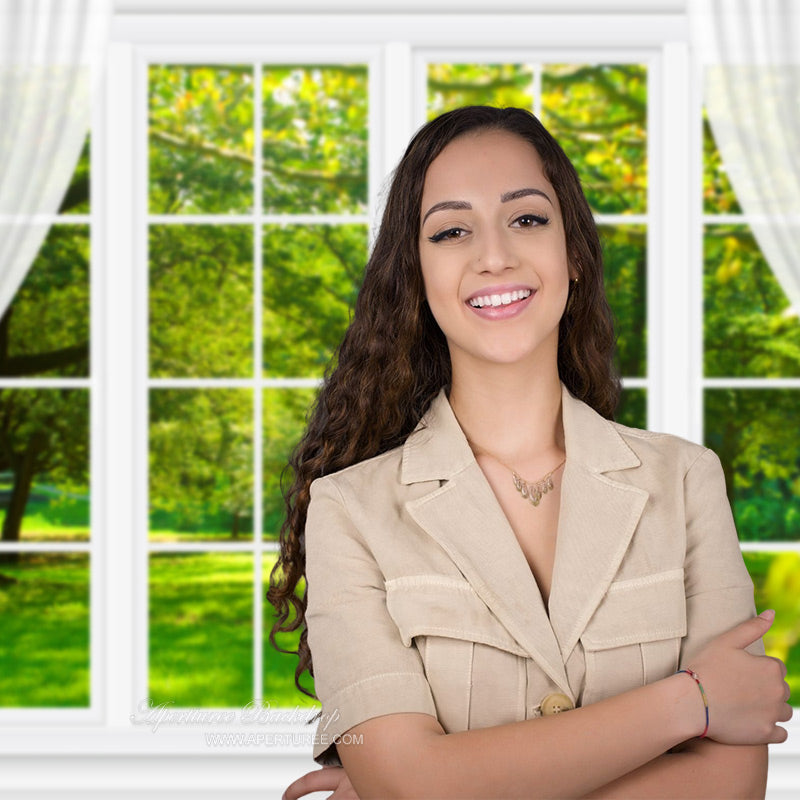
[0,0,111,318]
[690,0,800,316]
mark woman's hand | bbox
[283,766,360,800]
[686,609,792,744]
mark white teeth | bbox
[469,289,531,309]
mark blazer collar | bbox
[400,384,649,697]
[401,384,641,485]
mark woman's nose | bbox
[474,229,519,273]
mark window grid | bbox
[138,48,382,711]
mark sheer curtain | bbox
[0,0,110,318]
[690,0,800,315]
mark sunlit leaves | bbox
[704,226,800,377]
[427,63,533,117]
[149,65,254,214]
[744,552,800,694]
[542,65,647,214]
[263,66,368,214]
[703,115,742,214]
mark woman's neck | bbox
[448,362,565,469]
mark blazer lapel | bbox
[547,385,649,661]
[402,390,571,695]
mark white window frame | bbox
[0,9,796,798]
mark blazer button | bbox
[540,693,575,716]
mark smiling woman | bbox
[269,106,792,800]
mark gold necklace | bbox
[469,442,566,508]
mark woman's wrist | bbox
[657,671,710,742]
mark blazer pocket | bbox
[385,575,528,733]
[581,569,687,705]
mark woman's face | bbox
[418,129,574,376]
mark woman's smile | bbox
[466,284,535,319]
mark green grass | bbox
[0,553,90,706]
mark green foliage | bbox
[149,65,254,214]
[0,389,89,492]
[599,225,646,377]
[543,65,647,214]
[0,480,89,542]
[616,389,646,429]
[704,226,800,377]
[703,115,741,214]
[149,389,253,540]
[0,554,89,706]
[429,62,649,214]
[263,389,317,540]
[263,225,365,376]
[262,66,368,213]
[149,224,253,378]
[58,136,91,215]
[1,225,89,378]
[744,552,800,696]
[428,63,533,117]
[705,390,799,540]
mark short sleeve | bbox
[304,477,437,765]
[679,448,764,665]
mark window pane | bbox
[262,66,368,214]
[0,225,89,378]
[616,388,646,429]
[0,389,89,543]
[149,389,253,543]
[0,553,89,706]
[704,389,800,541]
[263,388,316,541]
[744,552,800,697]
[149,553,252,706]
[703,114,742,214]
[600,225,647,378]
[427,64,533,117]
[59,136,91,215]
[262,225,365,377]
[149,224,253,378]
[542,65,647,215]
[704,225,800,378]
[149,65,254,215]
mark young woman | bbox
[269,106,791,799]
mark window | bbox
[702,115,800,697]
[0,140,95,710]
[144,60,371,709]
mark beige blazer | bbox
[304,384,759,765]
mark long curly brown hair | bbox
[267,106,619,697]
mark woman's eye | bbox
[514,213,549,228]
[428,227,466,243]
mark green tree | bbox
[0,390,88,558]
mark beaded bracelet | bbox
[676,668,709,739]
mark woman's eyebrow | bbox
[422,188,553,224]
[422,200,471,224]
[501,187,553,205]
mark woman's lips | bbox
[466,288,535,320]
